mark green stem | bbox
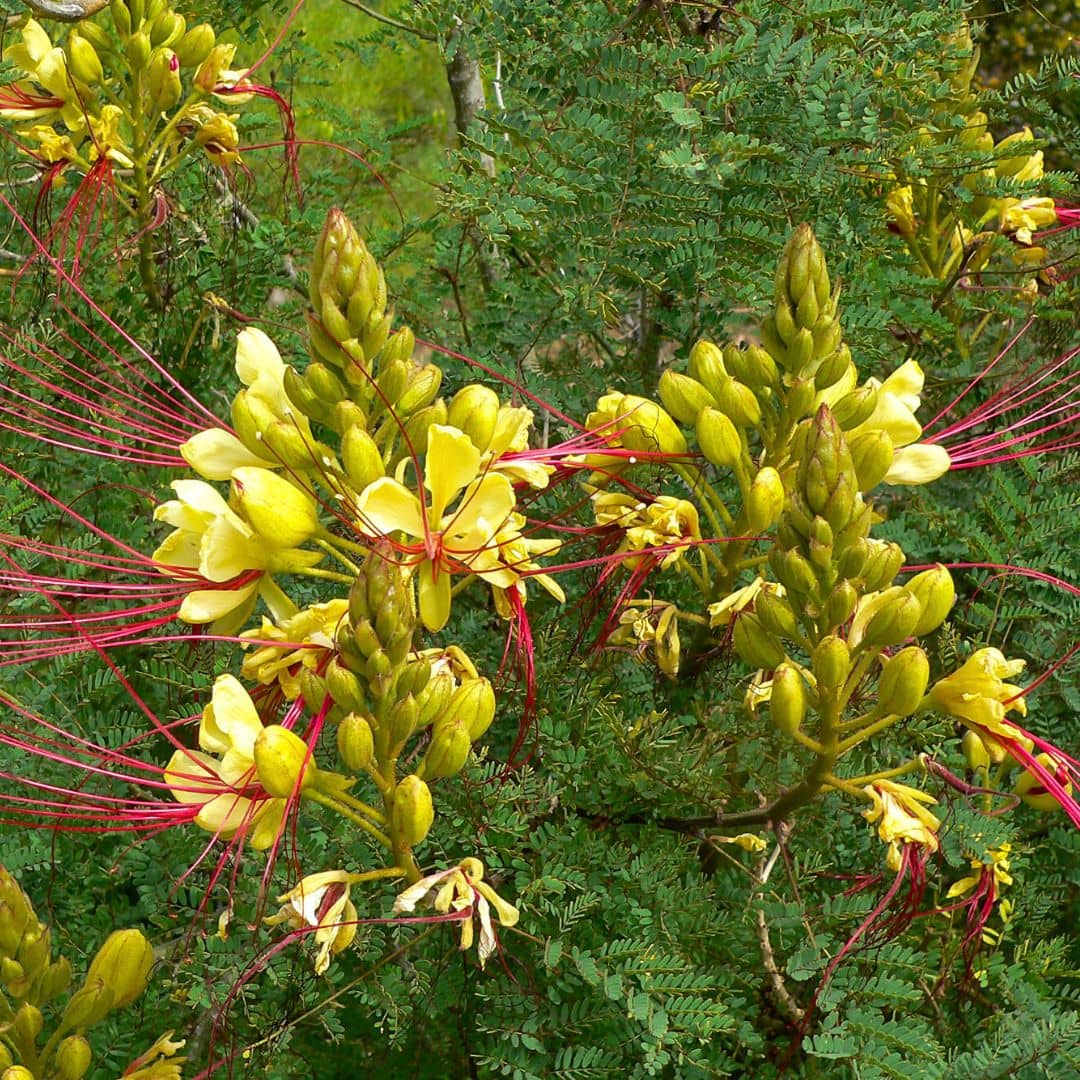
[306,789,392,848]
[837,712,902,754]
[842,759,924,787]
[333,789,387,824]
[295,566,357,585]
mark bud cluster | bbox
[0,868,156,1078]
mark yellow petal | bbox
[419,560,452,632]
[181,428,271,481]
[355,478,425,539]
[884,443,951,485]
[164,749,226,804]
[447,473,515,539]
[198,513,265,582]
[178,581,258,625]
[880,360,925,413]
[200,673,263,758]
[235,327,285,388]
[426,425,482,523]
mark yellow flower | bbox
[486,512,565,618]
[926,647,1027,744]
[744,669,773,715]
[593,492,701,569]
[848,361,950,485]
[164,674,286,849]
[23,124,77,163]
[122,1031,186,1080]
[887,185,916,240]
[152,478,320,632]
[862,780,940,870]
[181,327,317,480]
[998,196,1056,245]
[393,858,519,969]
[708,578,769,628]
[356,424,555,631]
[946,843,1013,902]
[608,600,681,676]
[87,105,134,168]
[265,870,361,975]
[241,599,349,699]
[184,103,242,165]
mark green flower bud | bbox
[786,378,818,422]
[60,978,113,1030]
[338,713,375,772]
[278,367,331,425]
[860,589,922,649]
[415,669,454,728]
[774,299,798,346]
[421,720,472,779]
[770,664,807,735]
[253,726,317,797]
[745,467,785,532]
[67,33,104,84]
[174,23,216,67]
[769,548,819,598]
[386,694,420,749]
[85,929,153,1011]
[445,677,496,741]
[112,1,133,38]
[232,469,319,549]
[55,1035,92,1080]
[812,318,842,362]
[814,345,851,391]
[657,371,714,425]
[342,425,384,492]
[697,407,742,469]
[150,10,185,48]
[755,589,799,640]
[305,362,348,405]
[687,340,727,397]
[795,285,819,330]
[0,957,23,986]
[391,775,434,846]
[904,564,955,636]
[837,537,870,580]
[732,613,786,670]
[2,1067,34,1080]
[126,31,152,71]
[11,1003,40,1045]
[379,327,413,369]
[397,364,442,416]
[15,923,48,976]
[715,377,761,428]
[861,541,905,593]
[448,385,500,450]
[786,328,815,373]
[38,957,72,1003]
[823,580,858,628]
[813,635,851,695]
[832,386,879,431]
[325,659,366,714]
[877,646,930,717]
[0,1047,13,1072]
[148,47,182,110]
[849,429,895,491]
[403,401,448,450]
[617,396,686,455]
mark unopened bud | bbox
[657,370,714,425]
[860,589,922,649]
[342,425,384,491]
[12,1003,41,1044]
[337,713,375,772]
[325,660,366,713]
[396,364,442,416]
[60,979,113,1030]
[786,328,815,374]
[813,635,850,695]
[904,564,955,636]
[448,385,500,450]
[849,430,895,492]
[233,468,319,549]
[85,929,153,1011]
[112,1,133,37]
[769,548,819,598]
[148,47,182,110]
[877,646,930,716]
[55,1035,93,1080]
[755,589,799,640]
[618,396,686,455]
[126,31,152,71]
[961,730,991,770]
[745,467,784,532]
[814,345,851,391]
[38,957,71,1002]
[67,33,104,84]
[253,726,317,797]
[823,580,858,628]
[386,694,420,749]
[697,407,742,469]
[391,775,434,846]
[770,664,807,735]
[832,385,879,431]
[715,377,761,429]
[150,10,184,48]
[1014,753,1072,812]
[2,1067,34,1080]
[862,541,905,592]
[687,340,727,397]
[174,23,216,67]
[732,613,786,670]
[421,719,472,779]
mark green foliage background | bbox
[0,0,1077,1077]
